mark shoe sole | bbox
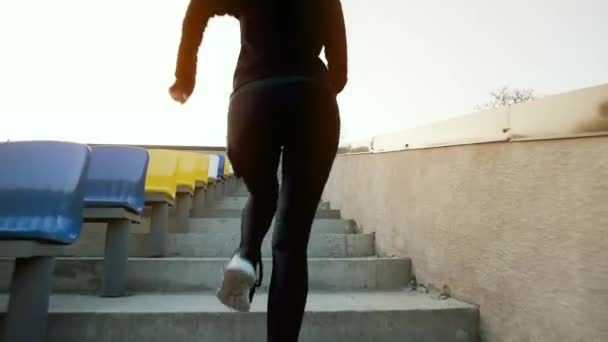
[216,267,256,312]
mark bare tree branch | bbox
[477,86,535,110]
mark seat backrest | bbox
[175,151,198,192]
[208,155,220,180]
[193,153,210,187]
[145,149,179,200]
[85,146,149,214]
[224,158,233,177]
[217,155,226,179]
[0,141,90,244]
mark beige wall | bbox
[339,83,608,154]
[323,136,608,342]
[509,84,608,139]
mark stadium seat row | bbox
[0,140,236,342]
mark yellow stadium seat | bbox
[144,149,179,200]
[224,158,232,178]
[193,153,210,188]
[175,151,199,194]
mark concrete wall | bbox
[323,136,608,341]
[339,83,608,154]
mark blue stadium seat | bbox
[0,140,90,342]
[217,155,226,180]
[85,146,149,214]
[0,141,91,244]
[82,145,149,297]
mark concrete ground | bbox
[0,291,479,342]
[0,290,476,313]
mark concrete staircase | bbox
[0,186,479,341]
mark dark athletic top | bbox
[174,0,348,94]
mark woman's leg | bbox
[267,81,340,342]
[227,85,284,263]
[220,85,282,311]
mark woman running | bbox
[169,0,347,340]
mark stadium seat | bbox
[193,153,210,189]
[223,157,237,195]
[217,155,226,180]
[144,149,179,256]
[215,155,226,200]
[85,146,148,214]
[206,155,221,206]
[83,146,149,297]
[0,140,90,342]
[191,153,210,216]
[173,152,199,233]
[0,141,90,243]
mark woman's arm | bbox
[324,0,348,94]
[174,0,210,96]
[171,0,238,102]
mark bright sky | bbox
[1,0,607,146]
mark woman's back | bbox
[175,0,347,94]
[234,0,327,88]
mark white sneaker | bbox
[216,254,257,312]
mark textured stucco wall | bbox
[323,136,608,342]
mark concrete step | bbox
[0,257,411,293]
[209,196,331,210]
[127,218,357,235]
[234,189,249,196]
[193,208,341,219]
[62,232,375,258]
[0,291,479,342]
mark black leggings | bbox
[227,78,340,342]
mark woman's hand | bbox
[169,81,194,104]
